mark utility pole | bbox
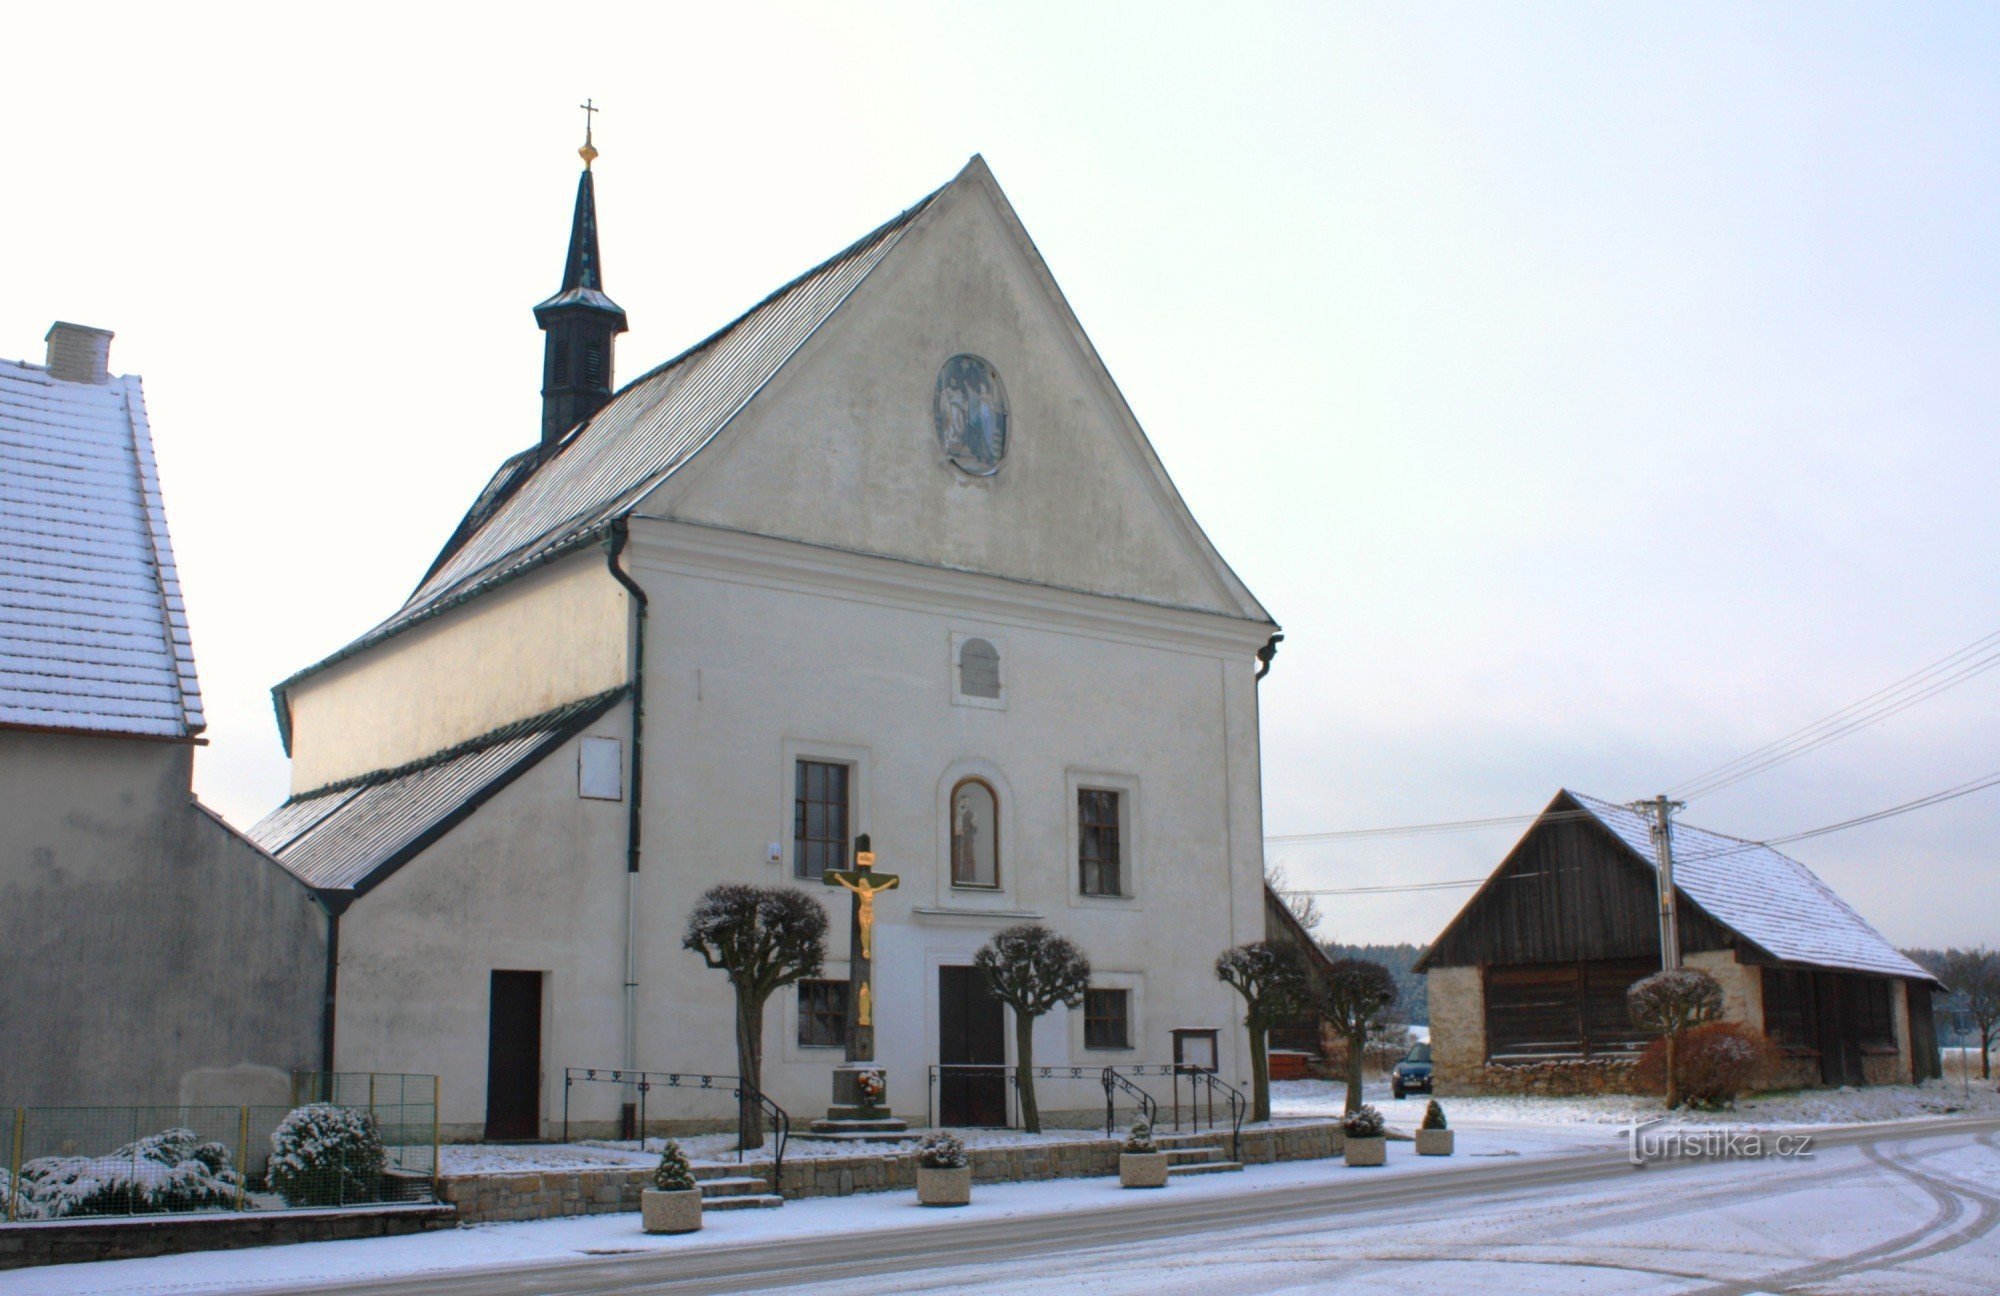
[1636,796,1686,971]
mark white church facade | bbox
[251,153,1283,1139]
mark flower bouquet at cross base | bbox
[854,1068,886,1111]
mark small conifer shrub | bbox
[916,1131,969,1170]
[652,1139,697,1192]
[1341,1104,1386,1139]
[1421,1100,1447,1131]
[1122,1118,1159,1154]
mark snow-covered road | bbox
[8,1117,1997,1295]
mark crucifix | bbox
[578,98,600,168]
[823,833,899,1064]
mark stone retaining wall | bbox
[442,1120,1350,1224]
[0,1204,455,1271]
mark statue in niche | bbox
[934,354,1008,476]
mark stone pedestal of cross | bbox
[808,834,911,1138]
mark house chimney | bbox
[44,322,114,384]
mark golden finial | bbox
[578,98,600,169]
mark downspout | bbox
[317,891,351,1092]
[605,521,648,1138]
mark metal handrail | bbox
[562,1067,789,1187]
[1099,1067,1159,1136]
[1176,1066,1247,1161]
[926,1064,1106,1129]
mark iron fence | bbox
[562,1069,789,1183]
[3,1078,437,1224]
[928,1064,1139,1130]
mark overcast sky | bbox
[8,4,1995,948]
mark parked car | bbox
[1390,1042,1433,1099]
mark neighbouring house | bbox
[1417,790,1943,1096]
[249,150,1283,1139]
[1262,884,1338,1073]
[0,324,327,1109]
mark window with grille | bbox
[1763,968,1817,1049]
[1079,789,1122,896]
[1084,989,1131,1050]
[1854,976,1895,1049]
[551,340,570,385]
[794,760,849,881]
[797,979,848,1048]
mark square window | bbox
[794,760,849,881]
[1085,988,1131,1050]
[798,980,848,1048]
[1078,789,1122,896]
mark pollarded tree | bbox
[683,884,829,1149]
[974,924,1092,1134]
[1626,968,1724,1110]
[1215,941,1310,1122]
[1937,948,2000,1080]
[1320,958,1398,1116]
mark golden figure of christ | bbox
[830,854,899,960]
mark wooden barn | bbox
[1417,790,1943,1095]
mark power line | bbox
[1287,878,1488,896]
[1264,807,1604,844]
[1670,628,2000,801]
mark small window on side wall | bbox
[950,779,1000,888]
[578,736,623,800]
[1078,789,1122,896]
[958,638,1001,699]
[797,980,848,1048]
[1085,989,1131,1050]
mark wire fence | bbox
[2,1076,436,1223]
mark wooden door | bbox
[1814,972,1864,1087]
[485,970,543,1140]
[938,966,1007,1126]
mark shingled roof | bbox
[0,354,204,739]
[272,172,950,739]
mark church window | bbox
[1084,989,1131,1050]
[794,760,850,881]
[577,735,623,800]
[1079,789,1122,896]
[958,639,1000,699]
[797,979,848,1048]
[949,778,1000,888]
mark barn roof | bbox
[247,687,626,897]
[1564,792,1934,983]
[0,354,204,739]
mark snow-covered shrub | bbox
[916,1131,969,1170]
[267,1104,386,1207]
[1636,1023,1777,1109]
[1420,1100,1447,1131]
[1341,1104,1385,1139]
[652,1139,696,1192]
[14,1127,241,1218]
[1122,1118,1158,1154]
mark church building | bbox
[250,142,1281,1139]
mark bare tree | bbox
[974,924,1092,1134]
[1265,865,1323,935]
[1627,969,1724,1110]
[1320,959,1398,1115]
[683,884,829,1149]
[1938,948,2000,1080]
[1215,941,1310,1122]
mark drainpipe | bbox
[317,892,351,1094]
[605,521,649,1139]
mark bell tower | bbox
[533,101,628,452]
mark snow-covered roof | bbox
[249,688,626,895]
[1566,791,1933,982]
[0,356,204,739]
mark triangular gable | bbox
[646,157,1270,622]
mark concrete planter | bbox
[1415,1129,1454,1157]
[640,1188,702,1234]
[1119,1152,1171,1188]
[1343,1137,1387,1167]
[916,1165,972,1206]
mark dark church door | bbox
[485,971,543,1140]
[938,966,1007,1126]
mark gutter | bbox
[605,520,649,1138]
[315,890,353,1077]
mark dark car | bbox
[1390,1042,1433,1099]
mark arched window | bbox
[958,638,1000,699]
[950,778,999,888]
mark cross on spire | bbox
[578,99,600,169]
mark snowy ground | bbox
[1274,1076,2000,1129]
[4,1123,1604,1296]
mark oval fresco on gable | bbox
[933,354,1008,476]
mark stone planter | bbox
[1343,1136,1387,1167]
[640,1188,702,1234]
[916,1165,972,1206]
[1119,1151,1171,1188]
[1415,1129,1454,1157]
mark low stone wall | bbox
[442,1120,1350,1224]
[1451,1058,1641,1097]
[0,1204,455,1271]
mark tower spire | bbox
[534,101,628,451]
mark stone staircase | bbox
[692,1162,783,1210]
[1156,1130,1243,1178]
